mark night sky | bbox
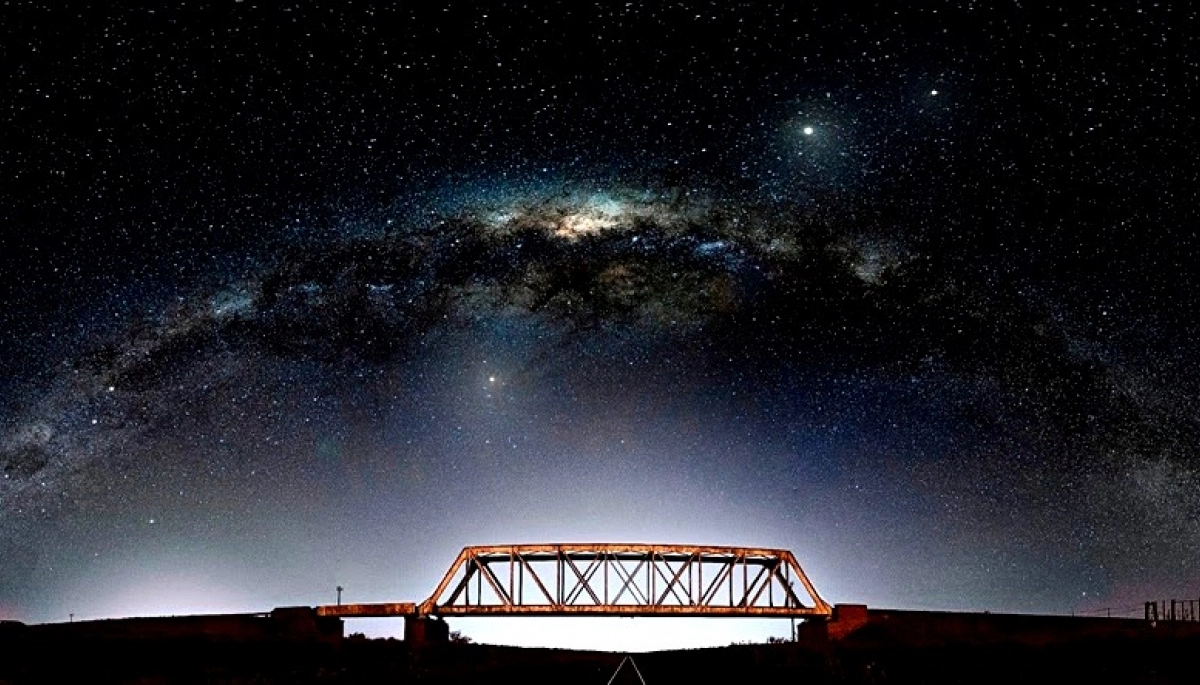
[2,2,1198,650]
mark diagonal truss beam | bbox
[418,544,832,618]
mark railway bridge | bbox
[314,543,831,640]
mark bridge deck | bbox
[316,602,416,618]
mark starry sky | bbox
[1,2,1198,651]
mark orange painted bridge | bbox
[316,543,832,620]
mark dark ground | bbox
[3,613,1199,684]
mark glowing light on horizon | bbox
[347,616,796,652]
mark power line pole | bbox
[788,580,796,641]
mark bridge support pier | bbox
[404,616,449,646]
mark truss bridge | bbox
[384,543,832,619]
[319,543,830,621]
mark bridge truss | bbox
[417,543,832,618]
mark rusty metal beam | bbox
[434,604,828,617]
[417,543,832,618]
[316,602,416,617]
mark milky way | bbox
[1,1,1197,650]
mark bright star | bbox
[802,126,814,135]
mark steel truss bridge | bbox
[318,543,832,619]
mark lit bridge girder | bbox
[416,543,833,619]
[316,602,415,618]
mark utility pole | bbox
[788,581,797,641]
[336,585,343,606]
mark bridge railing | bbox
[418,543,832,618]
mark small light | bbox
[802,126,814,135]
